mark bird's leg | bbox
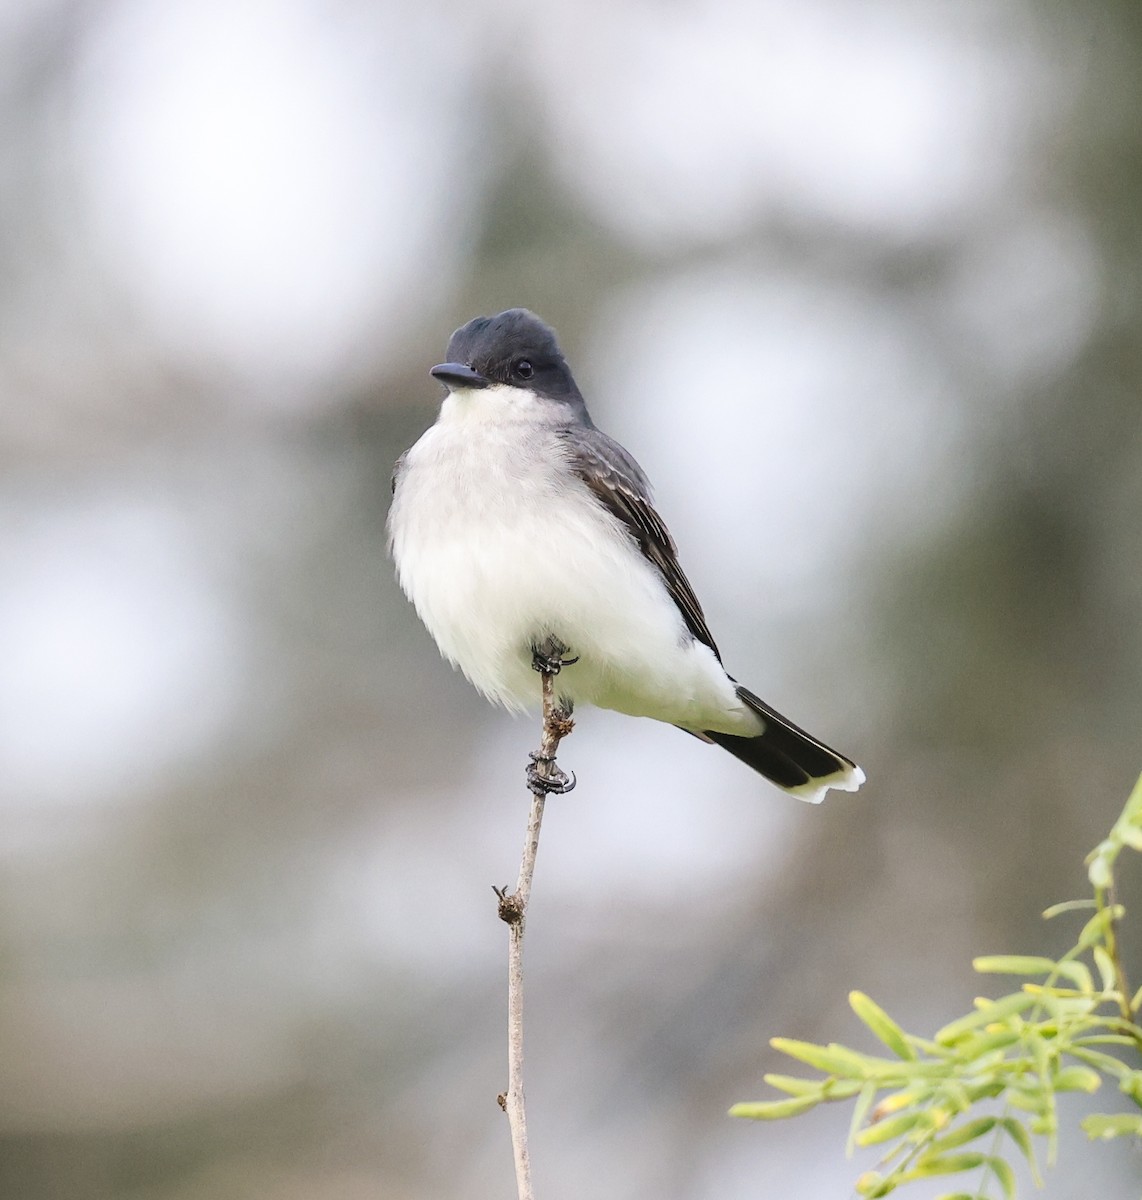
[530,635,579,676]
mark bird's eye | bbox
[514,359,534,380]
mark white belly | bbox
[388,401,752,733]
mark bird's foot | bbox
[526,751,576,795]
[530,637,579,676]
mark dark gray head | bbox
[430,309,587,411]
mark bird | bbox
[387,308,865,803]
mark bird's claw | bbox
[530,638,579,676]
[526,751,576,795]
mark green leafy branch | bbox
[731,772,1142,1198]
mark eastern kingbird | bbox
[388,309,865,803]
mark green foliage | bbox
[731,773,1142,1198]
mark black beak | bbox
[430,362,489,390]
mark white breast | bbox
[388,385,749,732]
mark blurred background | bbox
[1,0,1140,1196]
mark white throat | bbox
[439,382,546,428]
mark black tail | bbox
[704,686,864,803]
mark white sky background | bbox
[533,0,1044,241]
[72,0,483,396]
[0,492,243,809]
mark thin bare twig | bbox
[495,649,575,1200]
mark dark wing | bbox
[558,427,721,661]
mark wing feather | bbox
[559,428,721,660]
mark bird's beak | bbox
[430,362,489,390]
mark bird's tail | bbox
[704,686,865,804]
